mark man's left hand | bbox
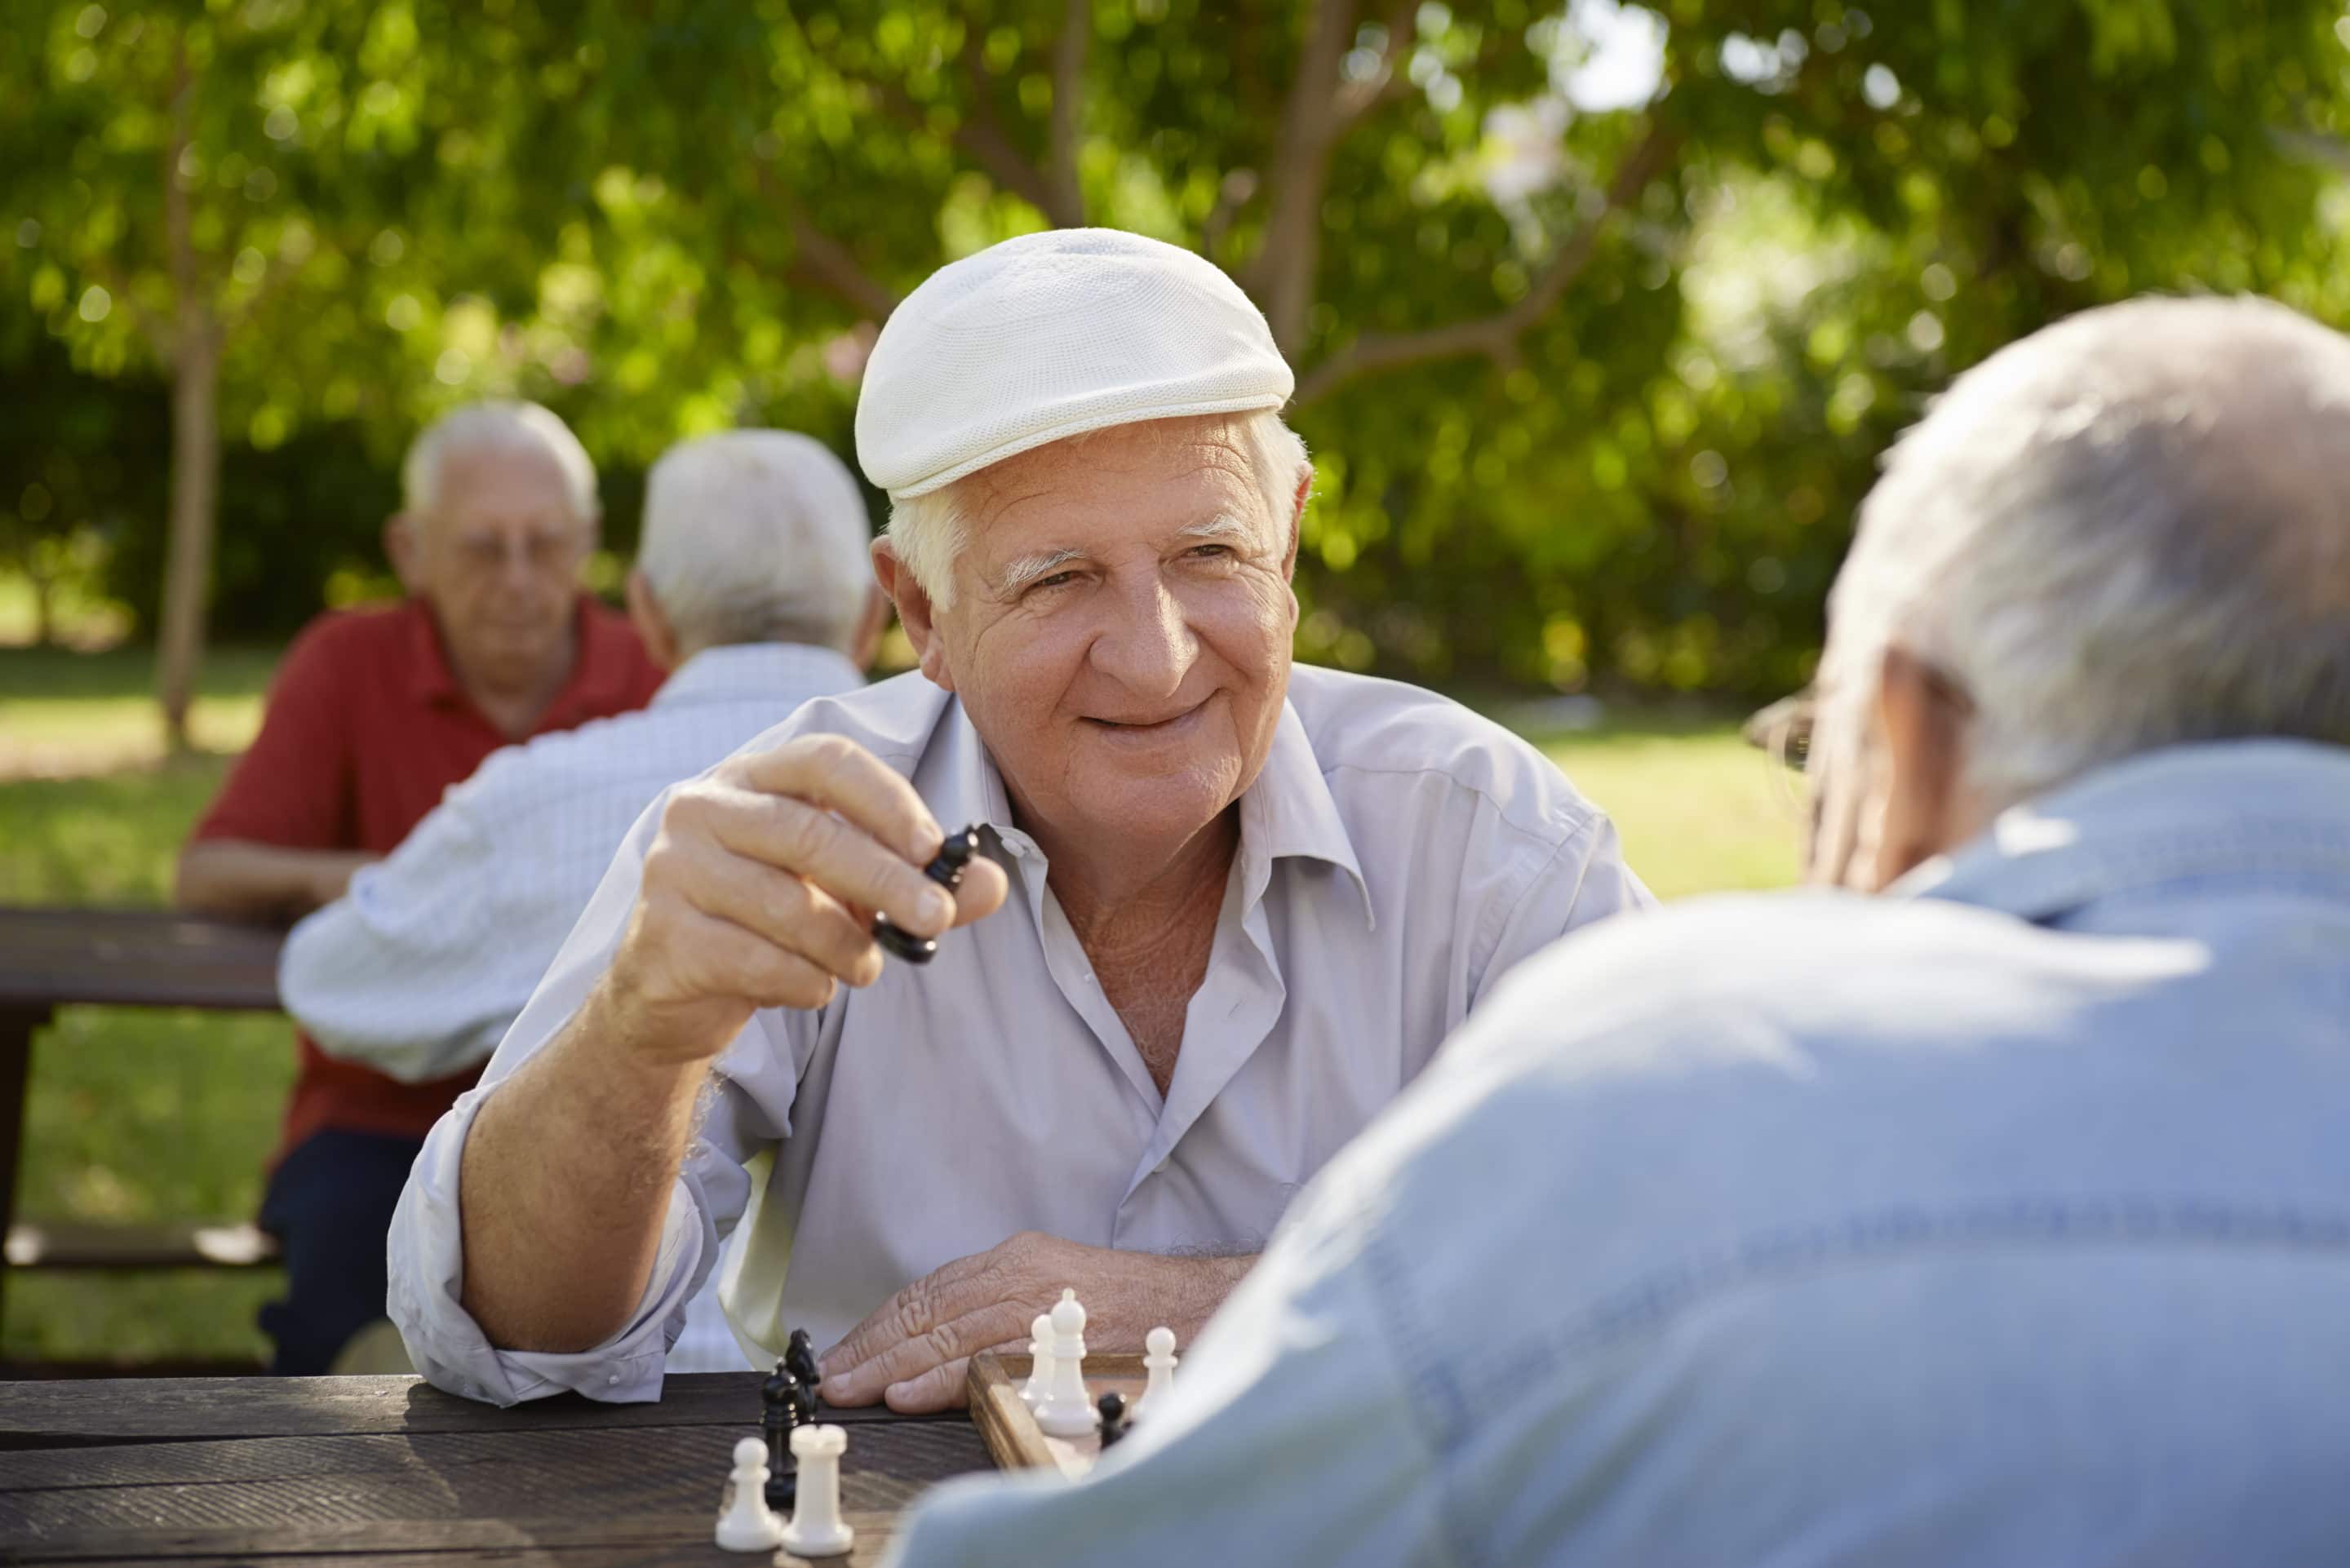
[817,1231,1255,1412]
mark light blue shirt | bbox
[890,740,2350,1567]
[282,640,863,1375]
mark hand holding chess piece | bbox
[603,746,1007,1061]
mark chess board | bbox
[967,1351,1147,1479]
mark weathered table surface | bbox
[0,906,288,1340]
[0,1371,995,1566]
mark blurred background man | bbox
[277,428,882,1373]
[175,401,662,1375]
[887,295,2350,1566]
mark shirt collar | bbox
[403,595,636,723]
[1897,739,2350,924]
[653,643,867,711]
[924,690,1373,922]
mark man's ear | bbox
[1280,464,1310,581]
[1870,644,1975,889]
[871,538,954,692]
[624,568,682,672]
[384,514,423,595]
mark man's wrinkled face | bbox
[929,416,1301,854]
[406,444,592,686]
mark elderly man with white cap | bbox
[385,230,1649,1410]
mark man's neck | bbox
[454,631,579,741]
[1041,807,1239,961]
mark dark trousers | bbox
[256,1128,424,1375]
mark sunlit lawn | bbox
[0,644,1795,1364]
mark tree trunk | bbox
[155,326,219,753]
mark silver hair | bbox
[1820,294,2350,811]
[884,410,1310,610]
[637,430,874,654]
[400,401,600,522]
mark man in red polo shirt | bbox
[177,400,663,1375]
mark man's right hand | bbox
[599,734,1010,1063]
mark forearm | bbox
[456,977,712,1353]
[175,839,372,920]
[1139,1251,1257,1342]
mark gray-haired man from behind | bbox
[282,429,884,1371]
[888,296,2350,1566]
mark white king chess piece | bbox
[778,1424,855,1559]
[1034,1287,1097,1437]
[713,1436,784,1553]
[1140,1324,1178,1415]
[1020,1310,1054,1408]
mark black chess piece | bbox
[785,1326,821,1392]
[1095,1390,1130,1450]
[761,1360,802,1512]
[872,826,982,963]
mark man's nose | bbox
[1089,573,1195,696]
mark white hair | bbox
[884,410,1310,610]
[637,430,874,653]
[401,401,600,523]
[1820,295,2350,811]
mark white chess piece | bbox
[1140,1324,1178,1415]
[1035,1287,1096,1437]
[778,1424,855,1559]
[1020,1311,1054,1407]
[714,1436,784,1552]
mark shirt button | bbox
[606,1374,619,1386]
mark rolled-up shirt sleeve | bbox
[384,789,782,1405]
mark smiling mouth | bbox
[1082,702,1205,733]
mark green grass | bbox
[0,645,275,772]
[0,644,1797,1365]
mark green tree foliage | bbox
[6,0,2349,702]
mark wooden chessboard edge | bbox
[967,1351,1055,1473]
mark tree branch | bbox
[1249,0,1359,355]
[1332,0,1417,127]
[751,166,901,320]
[86,255,174,363]
[1292,122,1678,407]
[1045,0,1090,227]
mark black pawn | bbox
[761,1360,802,1512]
[1096,1390,1130,1449]
[872,826,982,963]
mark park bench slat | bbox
[0,908,282,1012]
[4,1222,279,1270]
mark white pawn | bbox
[1020,1311,1054,1407]
[1140,1324,1178,1415]
[714,1436,783,1552]
[1034,1287,1096,1437]
[778,1424,855,1559]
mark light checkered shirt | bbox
[280,640,864,1373]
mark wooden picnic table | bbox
[0,907,288,1338]
[0,1371,994,1566]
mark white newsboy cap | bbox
[854,228,1294,498]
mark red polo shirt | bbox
[193,596,663,1163]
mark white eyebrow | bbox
[995,547,1086,596]
[1177,513,1256,546]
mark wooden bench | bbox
[0,907,288,1345]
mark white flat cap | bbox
[855,228,1293,498]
